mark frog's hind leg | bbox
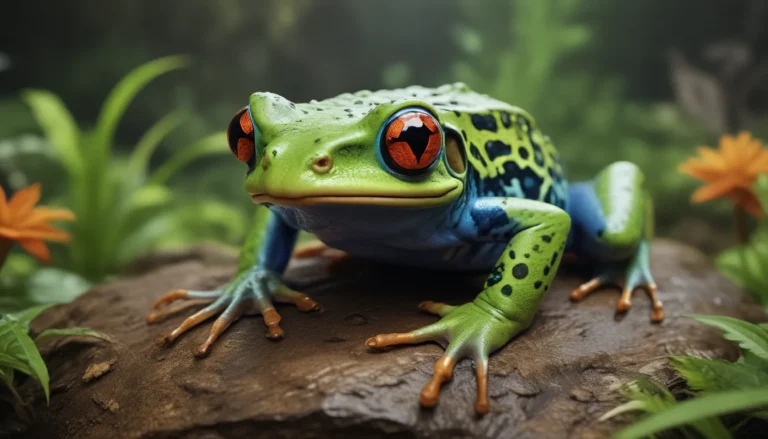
[567,161,663,322]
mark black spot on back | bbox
[531,136,545,167]
[471,114,498,132]
[501,285,512,296]
[500,111,512,128]
[477,159,544,200]
[470,143,487,167]
[485,140,512,161]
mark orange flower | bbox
[0,183,75,262]
[679,131,768,217]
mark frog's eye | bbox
[380,109,443,175]
[227,107,259,168]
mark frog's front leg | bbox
[148,208,320,357]
[366,198,570,414]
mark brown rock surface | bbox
[1,239,765,438]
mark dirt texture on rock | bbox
[1,239,765,439]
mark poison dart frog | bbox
[148,83,662,414]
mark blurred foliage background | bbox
[0,0,767,308]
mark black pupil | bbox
[394,119,433,162]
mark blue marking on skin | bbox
[258,211,299,274]
[565,182,607,255]
[508,178,524,198]
[523,176,535,189]
[458,198,521,241]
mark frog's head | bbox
[226,92,467,208]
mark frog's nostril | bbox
[312,155,333,174]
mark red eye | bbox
[227,107,257,165]
[381,110,442,174]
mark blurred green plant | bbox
[716,174,768,309]
[0,305,110,420]
[603,315,768,438]
[21,56,235,282]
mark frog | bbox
[147,83,662,414]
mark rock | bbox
[1,239,765,439]
[81,361,114,384]
[92,395,120,414]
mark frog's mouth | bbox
[249,185,461,207]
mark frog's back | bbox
[320,83,568,210]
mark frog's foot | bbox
[147,268,321,357]
[365,300,514,415]
[569,242,663,322]
[292,240,350,272]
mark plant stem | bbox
[733,205,749,244]
[0,238,12,271]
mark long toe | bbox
[570,277,603,301]
[160,299,227,346]
[419,355,457,408]
[262,308,284,339]
[474,356,490,415]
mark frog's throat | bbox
[249,185,461,207]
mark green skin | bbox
[149,84,658,414]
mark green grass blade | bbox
[753,174,768,214]
[670,356,768,391]
[690,315,768,360]
[147,131,228,186]
[7,319,50,404]
[10,305,53,329]
[616,387,768,439]
[127,110,186,179]
[93,55,189,158]
[0,353,33,376]
[35,328,113,344]
[21,89,82,174]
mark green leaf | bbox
[26,268,92,306]
[147,131,229,186]
[716,227,768,306]
[740,350,768,368]
[127,110,186,180]
[0,353,33,376]
[9,305,53,329]
[602,377,729,438]
[670,356,768,391]
[21,89,82,175]
[93,55,189,159]
[691,315,768,360]
[35,327,112,344]
[615,387,768,439]
[5,318,50,403]
[125,184,172,212]
[753,174,768,214]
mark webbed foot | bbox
[365,300,516,415]
[570,240,663,322]
[148,267,320,357]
